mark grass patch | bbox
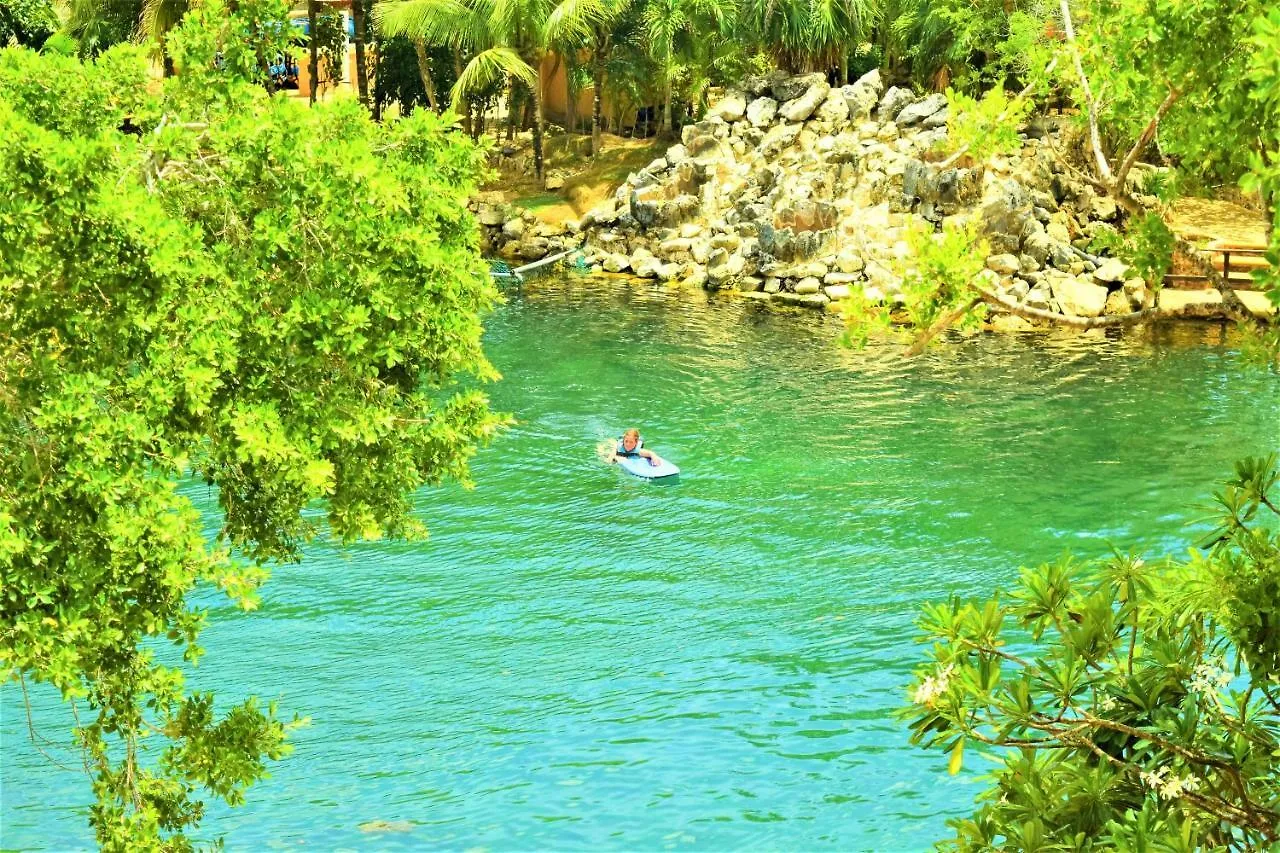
[513,193,565,211]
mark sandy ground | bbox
[1168,198,1269,248]
[482,132,664,224]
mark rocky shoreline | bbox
[472,69,1256,324]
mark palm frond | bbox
[449,45,537,109]
[376,0,484,50]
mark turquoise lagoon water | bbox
[4,277,1279,851]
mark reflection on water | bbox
[4,276,1278,851]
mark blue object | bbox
[616,454,680,480]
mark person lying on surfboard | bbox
[608,428,663,467]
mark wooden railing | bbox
[1164,239,1269,290]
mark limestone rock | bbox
[986,254,1021,275]
[895,93,947,126]
[710,91,747,122]
[746,97,778,127]
[1093,257,1129,284]
[1021,229,1052,265]
[665,144,689,164]
[1103,289,1131,316]
[1123,277,1152,310]
[1051,274,1108,317]
[835,249,865,273]
[544,174,565,191]
[477,204,506,226]
[706,248,746,285]
[823,284,852,300]
[815,88,850,124]
[852,68,884,99]
[794,276,822,294]
[922,108,950,129]
[771,72,826,102]
[501,218,525,239]
[780,79,831,122]
[877,86,914,120]
[1025,284,1051,311]
[775,291,830,308]
[1090,195,1118,221]
[760,122,802,157]
[602,253,631,273]
[824,272,860,285]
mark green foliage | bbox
[738,0,877,73]
[0,0,59,48]
[0,0,502,846]
[843,218,988,351]
[63,0,142,57]
[311,10,349,94]
[887,0,1051,91]
[940,85,1033,163]
[906,456,1280,849]
[1087,212,1175,290]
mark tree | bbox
[906,457,1280,849]
[0,0,503,846]
[545,0,631,155]
[377,0,545,171]
[0,0,60,48]
[642,0,735,137]
[738,0,878,75]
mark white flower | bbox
[1097,694,1117,713]
[912,663,956,707]
[1140,766,1200,800]
[1189,662,1232,695]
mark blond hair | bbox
[622,428,640,439]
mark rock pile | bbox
[561,69,1154,316]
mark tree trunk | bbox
[532,82,545,180]
[591,41,605,156]
[307,0,319,105]
[352,0,370,108]
[506,80,518,141]
[662,85,673,139]
[565,52,578,134]
[413,39,438,112]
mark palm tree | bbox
[545,0,631,155]
[642,0,734,137]
[739,0,879,74]
[377,0,545,172]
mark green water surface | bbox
[4,277,1279,850]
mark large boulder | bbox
[895,93,948,126]
[877,86,915,120]
[1093,257,1129,284]
[707,248,746,286]
[841,84,878,121]
[979,178,1035,254]
[746,97,778,127]
[1050,274,1108,317]
[602,253,631,273]
[771,72,826,102]
[814,88,850,124]
[709,90,747,122]
[779,78,832,122]
[852,68,884,99]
